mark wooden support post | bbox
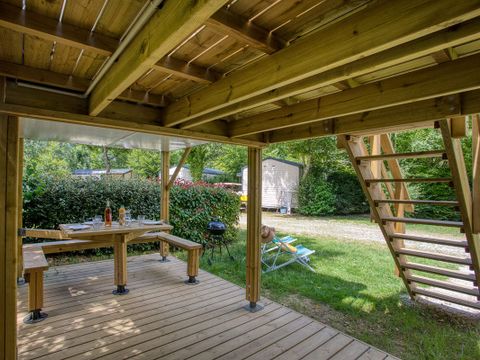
[473,115,479,234]
[246,147,262,311]
[25,271,45,322]
[186,248,200,284]
[113,234,128,295]
[160,151,170,261]
[17,137,23,280]
[0,114,19,358]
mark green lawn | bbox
[178,230,479,360]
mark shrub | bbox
[23,176,240,251]
[298,167,368,216]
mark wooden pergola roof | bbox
[1,0,480,146]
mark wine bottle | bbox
[105,200,112,227]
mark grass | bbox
[176,230,479,360]
[46,227,478,359]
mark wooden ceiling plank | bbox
[88,0,229,116]
[205,8,286,54]
[0,1,118,56]
[0,80,265,147]
[229,53,480,137]
[153,56,221,83]
[266,91,480,143]
[162,0,480,127]
[177,16,480,129]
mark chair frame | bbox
[261,235,316,273]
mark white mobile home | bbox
[167,165,225,182]
[241,158,302,210]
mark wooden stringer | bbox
[339,119,480,310]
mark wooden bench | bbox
[21,231,202,323]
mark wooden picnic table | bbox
[59,222,172,295]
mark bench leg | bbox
[113,235,129,295]
[24,271,48,324]
[185,248,200,285]
[159,240,170,262]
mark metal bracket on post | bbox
[243,301,264,313]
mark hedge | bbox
[298,167,369,216]
[23,176,240,251]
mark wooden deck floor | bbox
[17,254,399,360]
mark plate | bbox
[67,224,91,231]
[143,220,162,225]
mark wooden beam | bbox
[473,114,480,234]
[1,81,265,147]
[154,57,221,84]
[89,0,229,116]
[450,116,467,138]
[163,0,480,127]
[266,93,469,142]
[0,60,166,107]
[0,1,117,56]
[206,8,285,54]
[178,16,480,129]
[167,147,191,190]
[0,113,19,359]
[246,147,262,308]
[16,137,23,280]
[230,54,480,137]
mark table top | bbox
[59,221,173,237]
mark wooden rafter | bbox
[0,80,265,148]
[89,0,229,116]
[265,91,480,143]
[473,114,480,234]
[0,1,118,56]
[205,8,286,54]
[0,60,167,107]
[0,1,220,86]
[153,57,221,84]
[178,17,480,130]
[162,0,480,127]
[230,54,480,137]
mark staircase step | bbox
[396,248,472,265]
[407,274,479,296]
[356,150,446,162]
[366,178,452,184]
[402,262,476,282]
[413,287,480,309]
[375,199,459,206]
[391,233,468,248]
[382,217,463,228]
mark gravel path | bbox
[239,212,467,256]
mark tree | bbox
[127,149,162,179]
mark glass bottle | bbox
[104,200,112,227]
[119,206,126,226]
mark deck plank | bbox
[17,254,397,360]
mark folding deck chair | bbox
[261,235,316,273]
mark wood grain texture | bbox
[246,147,262,303]
[89,0,229,116]
[163,0,480,126]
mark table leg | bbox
[113,235,129,295]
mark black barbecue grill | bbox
[205,218,234,264]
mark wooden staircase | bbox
[339,118,480,310]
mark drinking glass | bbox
[138,215,145,226]
[125,210,132,227]
[93,215,102,229]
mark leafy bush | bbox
[298,166,368,216]
[23,177,240,250]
